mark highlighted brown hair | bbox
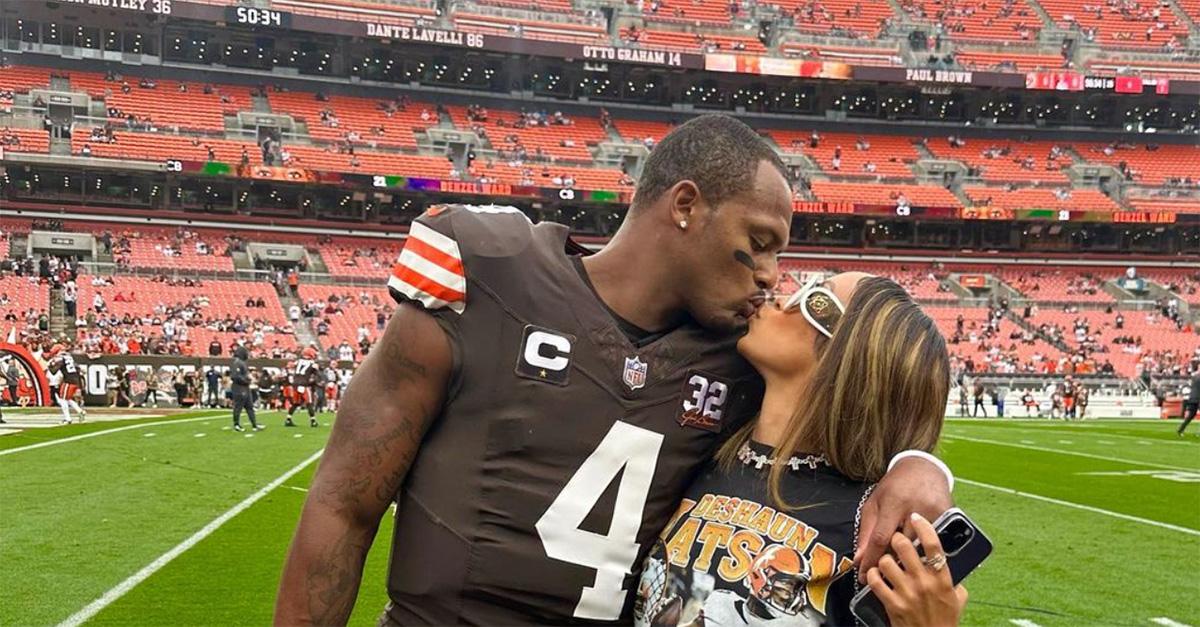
[719,276,950,509]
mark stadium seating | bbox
[640,0,736,26]
[0,128,51,155]
[809,180,962,206]
[770,130,921,177]
[320,239,404,279]
[620,29,768,54]
[0,275,47,322]
[446,106,609,162]
[767,0,895,37]
[297,284,392,357]
[926,305,1072,374]
[0,66,53,93]
[1038,0,1190,48]
[783,259,957,301]
[451,11,608,43]
[1030,308,1200,376]
[900,0,1044,43]
[1074,142,1200,185]
[611,119,675,145]
[964,186,1121,211]
[994,267,1115,302]
[1127,198,1200,214]
[267,92,436,149]
[70,130,255,165]
[76,276,297,354]
[926,139,1072,183]
[955,49,1067,72]
[68,72,253,132]
[272,0,438,26]
[778,43,902,66]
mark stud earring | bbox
[679,220,688,229]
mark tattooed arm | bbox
[274,303,452,626]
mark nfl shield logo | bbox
[623,356,648,391]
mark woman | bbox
[634,273,966,627]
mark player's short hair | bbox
[631,114,789,211]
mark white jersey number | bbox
[535,421,664,620]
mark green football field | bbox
[2,410,1197,627]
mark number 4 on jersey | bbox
[535,421,664,620]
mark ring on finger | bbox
[921,553,947,572]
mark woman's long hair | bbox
[718,276,950,510]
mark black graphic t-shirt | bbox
[634,441,873,627]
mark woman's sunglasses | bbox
[780,275,846,339]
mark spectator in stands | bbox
[92,291,106,314]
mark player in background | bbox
[1061,376,1077,420]
[1076,385,1089,419]
[322,364,339,413]
[1178,369,1199,436]
[48,349,86,424]
[285,347,320,427]
[1021,389,1038,417]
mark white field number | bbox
[535,421,664,620]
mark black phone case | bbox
[849,508,992,627]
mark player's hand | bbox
[866,513,967,627]
[855,456,953,582]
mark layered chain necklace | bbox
[737,442,829,471]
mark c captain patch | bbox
[515,325,575,386]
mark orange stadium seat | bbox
[1039,0,1190,49]
[1074,142,1200,185]
[268,92,439,150]
[446,106,609,163]
[926,138,1072,183]
[778,43,902,66]
[641,0,736,26]
[1127,198,1200,214]
[297,284,393,358]
[771,130,921,178]
[765,0,895,36]
[956,49,1068,72]
[964,186,1122,211]
[451,12,608,43]
[809,180,962,206]
[623,29,768,54]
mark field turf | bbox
[2,411,1197,626]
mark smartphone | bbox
[849,507,992,627]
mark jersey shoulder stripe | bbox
[388,221,467,314]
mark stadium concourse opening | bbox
[0,0,1197,624]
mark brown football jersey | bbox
[383,204,761,625]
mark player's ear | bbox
[668,180,703,232]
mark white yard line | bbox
[1150,617,1193,627]
[1009,619,1044,627]
[945,424,1194,446]
[57,448,324,627]
[0,412,236,457]
[959,478,1200,537]
[941,434,1197,472]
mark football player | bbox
[285,347,320,428]
[48,348,86,424]
[276,115,955,625]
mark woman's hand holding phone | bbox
[865,513,969,627]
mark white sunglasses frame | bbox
[782,275,846,339]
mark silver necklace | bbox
[737,442,829,471]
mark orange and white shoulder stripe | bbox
[388,221,466,314]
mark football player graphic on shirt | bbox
[641,544,823,627]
